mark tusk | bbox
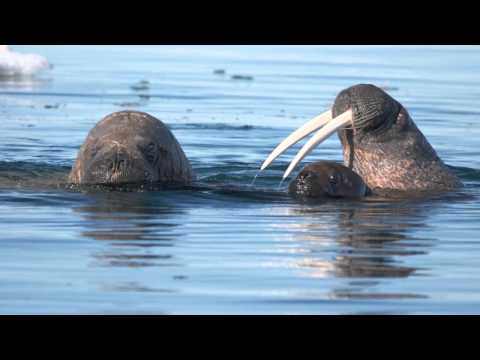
[260,110,332,171]
[282,109,353,180]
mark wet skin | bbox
[333,84,462,195]
[69,111,193,186]
[289,161,367,199]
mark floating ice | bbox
[0,45,50,78]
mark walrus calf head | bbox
[289,161,367,199]
[261,84,461,194]
[69,111,193,186]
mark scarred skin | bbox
[289,161,367,199]
[69,111,193,186]
[332,84,462,195]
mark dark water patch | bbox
[110,242,174,248]
[192,183,290,204]
[44,103,61,109]
[9,137,45,144]
[94,253,179,268]
[114,102,143,107]
[83,230,180,243]
[38,147,67,153]
[200,172,260,184]
[452,165,480,181]
[0,191,87,207]
[101,282,174,293]
[169,123,260,131]
[332,291,428,300]
[231,75,254,81]
[0,161,71,190]
[0,144,30,152]
[186,141,267,149]
[130,80,150,91]
[197,167,291,192]
[0,161,70,174]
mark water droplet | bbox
[250,172,259,187]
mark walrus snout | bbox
[289,170,315,196]
[332,84,400,132]
[82,143,154,184]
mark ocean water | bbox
[0,45,479,314]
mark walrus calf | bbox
[261,84,462,195]
[69,111,193,186]
[289,161,367,199]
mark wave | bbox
[169,123,263,131]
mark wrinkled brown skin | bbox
[332,84,462,196]
[289,161,367,199]
[69,111,193,186]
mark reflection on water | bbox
[74,192,186,268]
[274,197,439,300]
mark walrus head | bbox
[261,84,461,194]
[288,161,367,199]
[69,111,193,186]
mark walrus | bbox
[261,84,462,195]
[288,161,367,199]
[69,111,193,186]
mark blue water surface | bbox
[0,45,479,314]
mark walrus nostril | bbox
[118,159,126,171]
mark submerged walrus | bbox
[262,84,462,196]
[289,161,367,199]
[69,111,193,186]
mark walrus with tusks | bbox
[69,111,193,186]
[288,161,367,199]
[261,84,462,196]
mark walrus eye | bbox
[87,143,98,158]
[328,174,338,195]
[329,174,337,185]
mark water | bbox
[1,45,479,314]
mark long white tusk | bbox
[260,110,332,171]
[282,109,353,180]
